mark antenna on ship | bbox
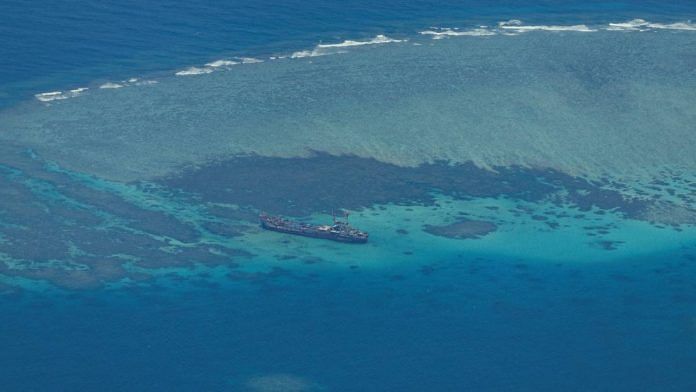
[332,209,336,224]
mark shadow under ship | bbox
[260,212,369,243]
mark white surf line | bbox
[420,19,696,40]
[419,27,496,39]
[608,19,696,31]
[498,19,596,32]
[290,34,406,58]
[34,87,88,102]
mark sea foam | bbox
[175,67,214,76]
[607,19,696,31]
[498,19,596,33]
[99,82,124,89]
[606,19,651,31]
[290,34,405,59]
[317,34,405,48]
[420,19,696,40]
[240,57,264,64]
[645,21,696,31]
[419,28,496,39]
[205,59,239,67]
[34,91,66,102]
[34,87,88,102]
[177,58,261,76]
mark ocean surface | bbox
[1,1,696,391]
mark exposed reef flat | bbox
[424,219,497,239]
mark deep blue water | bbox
[2,1,696,391]
[1,0,695,107]
[4,251,696,391]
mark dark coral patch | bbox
[593,240,626,251]
[160,153,652,218]
[0,144,250,289]
[424,219,497,239]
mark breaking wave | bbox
[240,57,264,64]
[99,82,124,89]
[175,66,214,76]
[420,27,496,39]
[317,34,405,48]
[175,58,262,76]
[30,19,696,101]
[36,79,159,101]
[420,19,696,39]
[205,59,239,67]
[498,19,596,33]
[34,87,88,102]
[290,34,405,58]
[607,19,696,31]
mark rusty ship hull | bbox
[260,214,368,244]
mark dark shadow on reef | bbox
[161,152,651,218]
[424,219,497,239]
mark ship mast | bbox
[331,209,350,224]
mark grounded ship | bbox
[260,212,369,244]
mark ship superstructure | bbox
[260,212,368,243]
